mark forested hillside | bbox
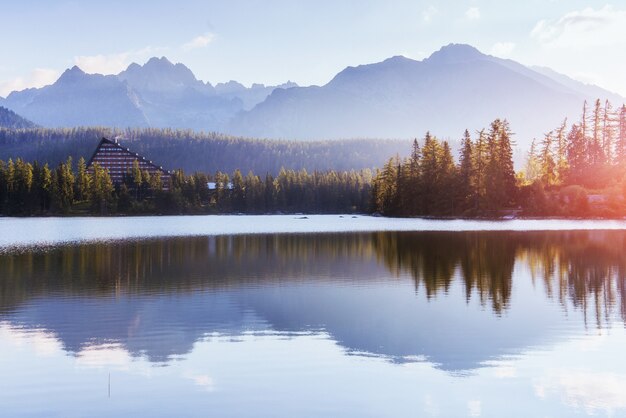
[0,107,36,129]
[0,127,412,175]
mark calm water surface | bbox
[1,217,626,417]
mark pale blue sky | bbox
[1,0,625,96]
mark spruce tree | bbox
[601,100,615,164]
[555,119,568,184]
[438,141,457,215]
[617,105,626,165]
[458,129,474,212]
[498,120,517,206]
[473,129,487,212]
[420,132,440,215]
[539,131,556,185]
[76,157,90,201]
[590,99,603,164]
[566,123,586,184]
[524,139,541,184]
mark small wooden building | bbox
[87,137,171,190]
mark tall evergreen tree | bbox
[473,129,487,212]
[457,129,474,212]
[590,99,603,164]
[90,163,114,214]
[539,131,556,185]
[602,100,615,164]
[76,157,90,201]
[555,118,568,184]
[420,132,440,215]
[617,105,626,165]
[437,141,457,215]
[566,123,587,184]
[231,169,245,212]
[498,120,517,206]
[524,139,541,184]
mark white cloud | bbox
[528,5,626,96]
[534,370,626,415]
[465,7,480,20]
[73,47,156,75]
[183,371,216,392]
[421,6,438,23]
[490,42,516,58]
[0,68,60,97]
[74,53,131,75]
[493,365,517,378]
[0,323,63,357]
[182,32,214,52]
[75,343,132,369]
[531,5,626,48]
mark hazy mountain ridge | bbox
[0,106,36,129]
[530,65,624,105]
[229,44,625,146]
[3,66,149,127]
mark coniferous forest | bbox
[0,156,372,216]
[0,127,411,174]
[0,100,625,217]
[373,100,626,218]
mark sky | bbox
[1,0,625,97]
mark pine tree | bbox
[375,157,399,215]
[485,119,517,210]
[539,131,556,185]
[581,100,588,156]
[76,157,90,201]
[420,132,440,215]
[264,173,275,212]
[131,159,142,199]
[498,120,517,206]
[52,157,74,213]
[590,99,603,164]
[90,163,114,214]
[149,171,162,192]
[617,105,626,165]
[437,141,457,215]
[231,169,245,212]
[524,139,541,184]
[0,161,7,213]
[485,120,502,210]
[457,129,474,212]
[555,119,568,184]
[602,100,615,164]
[38,163,52,212]
[473,129,487,212]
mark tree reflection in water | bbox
[1,231,625,326]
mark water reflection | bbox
[1,231,625,371]
[373,231,626,322]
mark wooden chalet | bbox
[87,137,171,190]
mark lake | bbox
[1,216,626,417]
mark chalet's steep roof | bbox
[87,137,171,174]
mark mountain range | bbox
[1,44,623,147]
[229,44,625,145]
[0,57,297,132]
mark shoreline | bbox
[3,214,626,251]
[2,212,625,221]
